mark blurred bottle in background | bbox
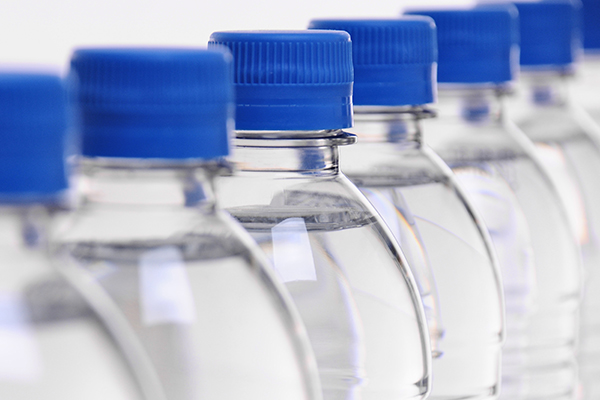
[308,17,504,400]
[506,2,600,399]
[0,73,148,400]
[209,30,432,400]
[52,48,322,400]
[572,0,600,125]
[406,6,583,400]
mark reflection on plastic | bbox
[0,292,43,382]
[140,246,196,326]
[534,143,588,244]
[454,166,536,314]
[363,190,405,246]
[272,218,317,283]
[361,188,441,341]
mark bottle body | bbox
[217,132,431,400]
[52,161,321,400]
[342,110,504,400]
[0,206,144,400]
[424,89,582,400]
[512,73,600,400]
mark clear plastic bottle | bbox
[208,30,432,400]
[308,18,504,400]
[508,2,600,399]
[407,6,583,400]
[0,73,147,400]
[52,49,322,400]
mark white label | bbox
[0,292,43,382]
[271,218,317,283]
[140,246,196,325]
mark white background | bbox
[0,0,474,72]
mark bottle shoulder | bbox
[516,105,593,144]
[422,117,529,165]
[341,142,452,188]
[53,203,235,244]
[216,171,382,230]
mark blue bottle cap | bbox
[405,6,519,84]
[70,48,233,160]
[582,0,600,51]
[308,17,437,107]
[208,31,353,131]
[512,0,582,68]
[0,73,68,201]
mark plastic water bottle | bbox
[52,48,322,400]
[0,73,147,400]
[308,17,504,400]
[208,30,432,400]
[507,2,600,399]
[406,6,583,400]
[307,18,445,358]
[572,0,600,126]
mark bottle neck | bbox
[435,85,507,126]
[583,52,600,71]
[0,205,52,250]
[350,106,430,147]
[519,71,571,107]
[0,205,56,291]
[229,129,355,175]
[79,158,226,212]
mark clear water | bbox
[517,124,600,400]
[354,176,503,400]
[451,163,535,400]
[0,309,143,400]
[449,155,581,400]
[546,135,600,399]
[230,208,429,400]
[61,234,312,400]
[359,187,442,355]
[590,109,600,128]
[557,136,600,400]
[0,229,143,399]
